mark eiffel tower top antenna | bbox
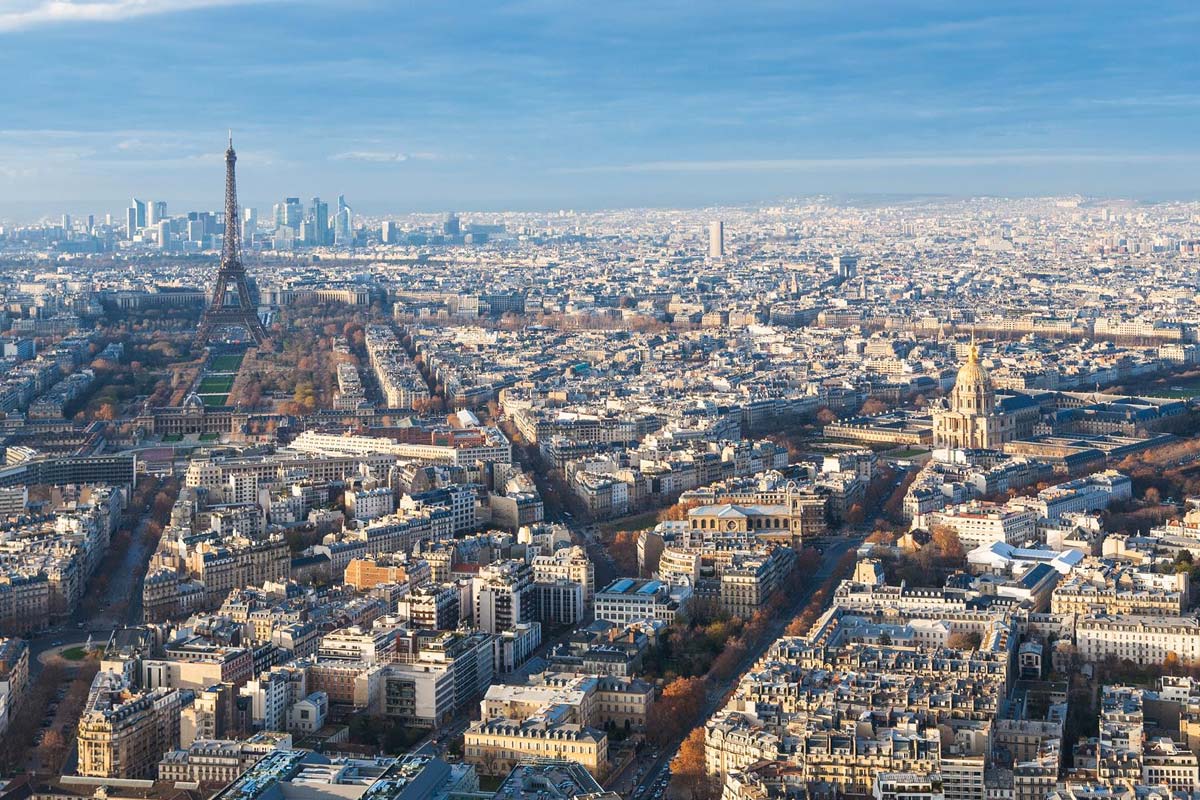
[223,131,240,269]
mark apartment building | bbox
[395,582,461,630]
[918,501,1037,549]
[531,545,595,606]
[464,717,607,778]
[473,559,533,635]
[1076,614,1200,665]
[76,672,186,778]
[594,578,691,626]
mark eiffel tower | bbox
[196,133,268,346]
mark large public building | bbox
[933,342,1037,450]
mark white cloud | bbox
[558,153,1200,174]
[0,128,280,165]
[0,0,275,33]
[330,151,438,164]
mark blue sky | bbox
[1,0,1198,219]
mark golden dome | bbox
[954,341,993,393]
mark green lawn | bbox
[1117,374,1200,399]
[198,375,236,393]
[163,433,183,442]
[1144,384,1200,399]
[209,354,244,372]
[200,394,228,407]
[200,432,220,441]
[61,646,88,661]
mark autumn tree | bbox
[648,676,707,746]
[947,631,983,650]
[152,490,175,518]
[816,407,838,425]
[860,397,890,415]
[930,524,965,560]
[709,636,748,681]
[40,728,66,772]
[293,382,317,412]
[866,529,894,545]
[610,530,640,574]
[671,727,720,800]
[412,396,446,414]
[795,547,821,576]
[659,498,703,522]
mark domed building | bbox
[934,342,1035,449]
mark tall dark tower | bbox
[196,133,268,346]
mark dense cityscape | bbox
[0,137,1198,800]
[3,2,1200,800]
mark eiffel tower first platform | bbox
[196,134,269,346]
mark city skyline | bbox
[2,0,1200,219]
[5,2,1200,797]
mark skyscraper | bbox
[131,199,147,230]
[382,220,399,244]
[147,200,167,227]
[126,207,138,239]
[708,220,725,258]
[61,214,71,232]
[274,198,302,231]
[310,197,329,246]
[187,219,205,243]
[333,195,352,246]
[334,208,351,246]
[242,207,257,249]
[284,198,303,230]
[443,212,461,237]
